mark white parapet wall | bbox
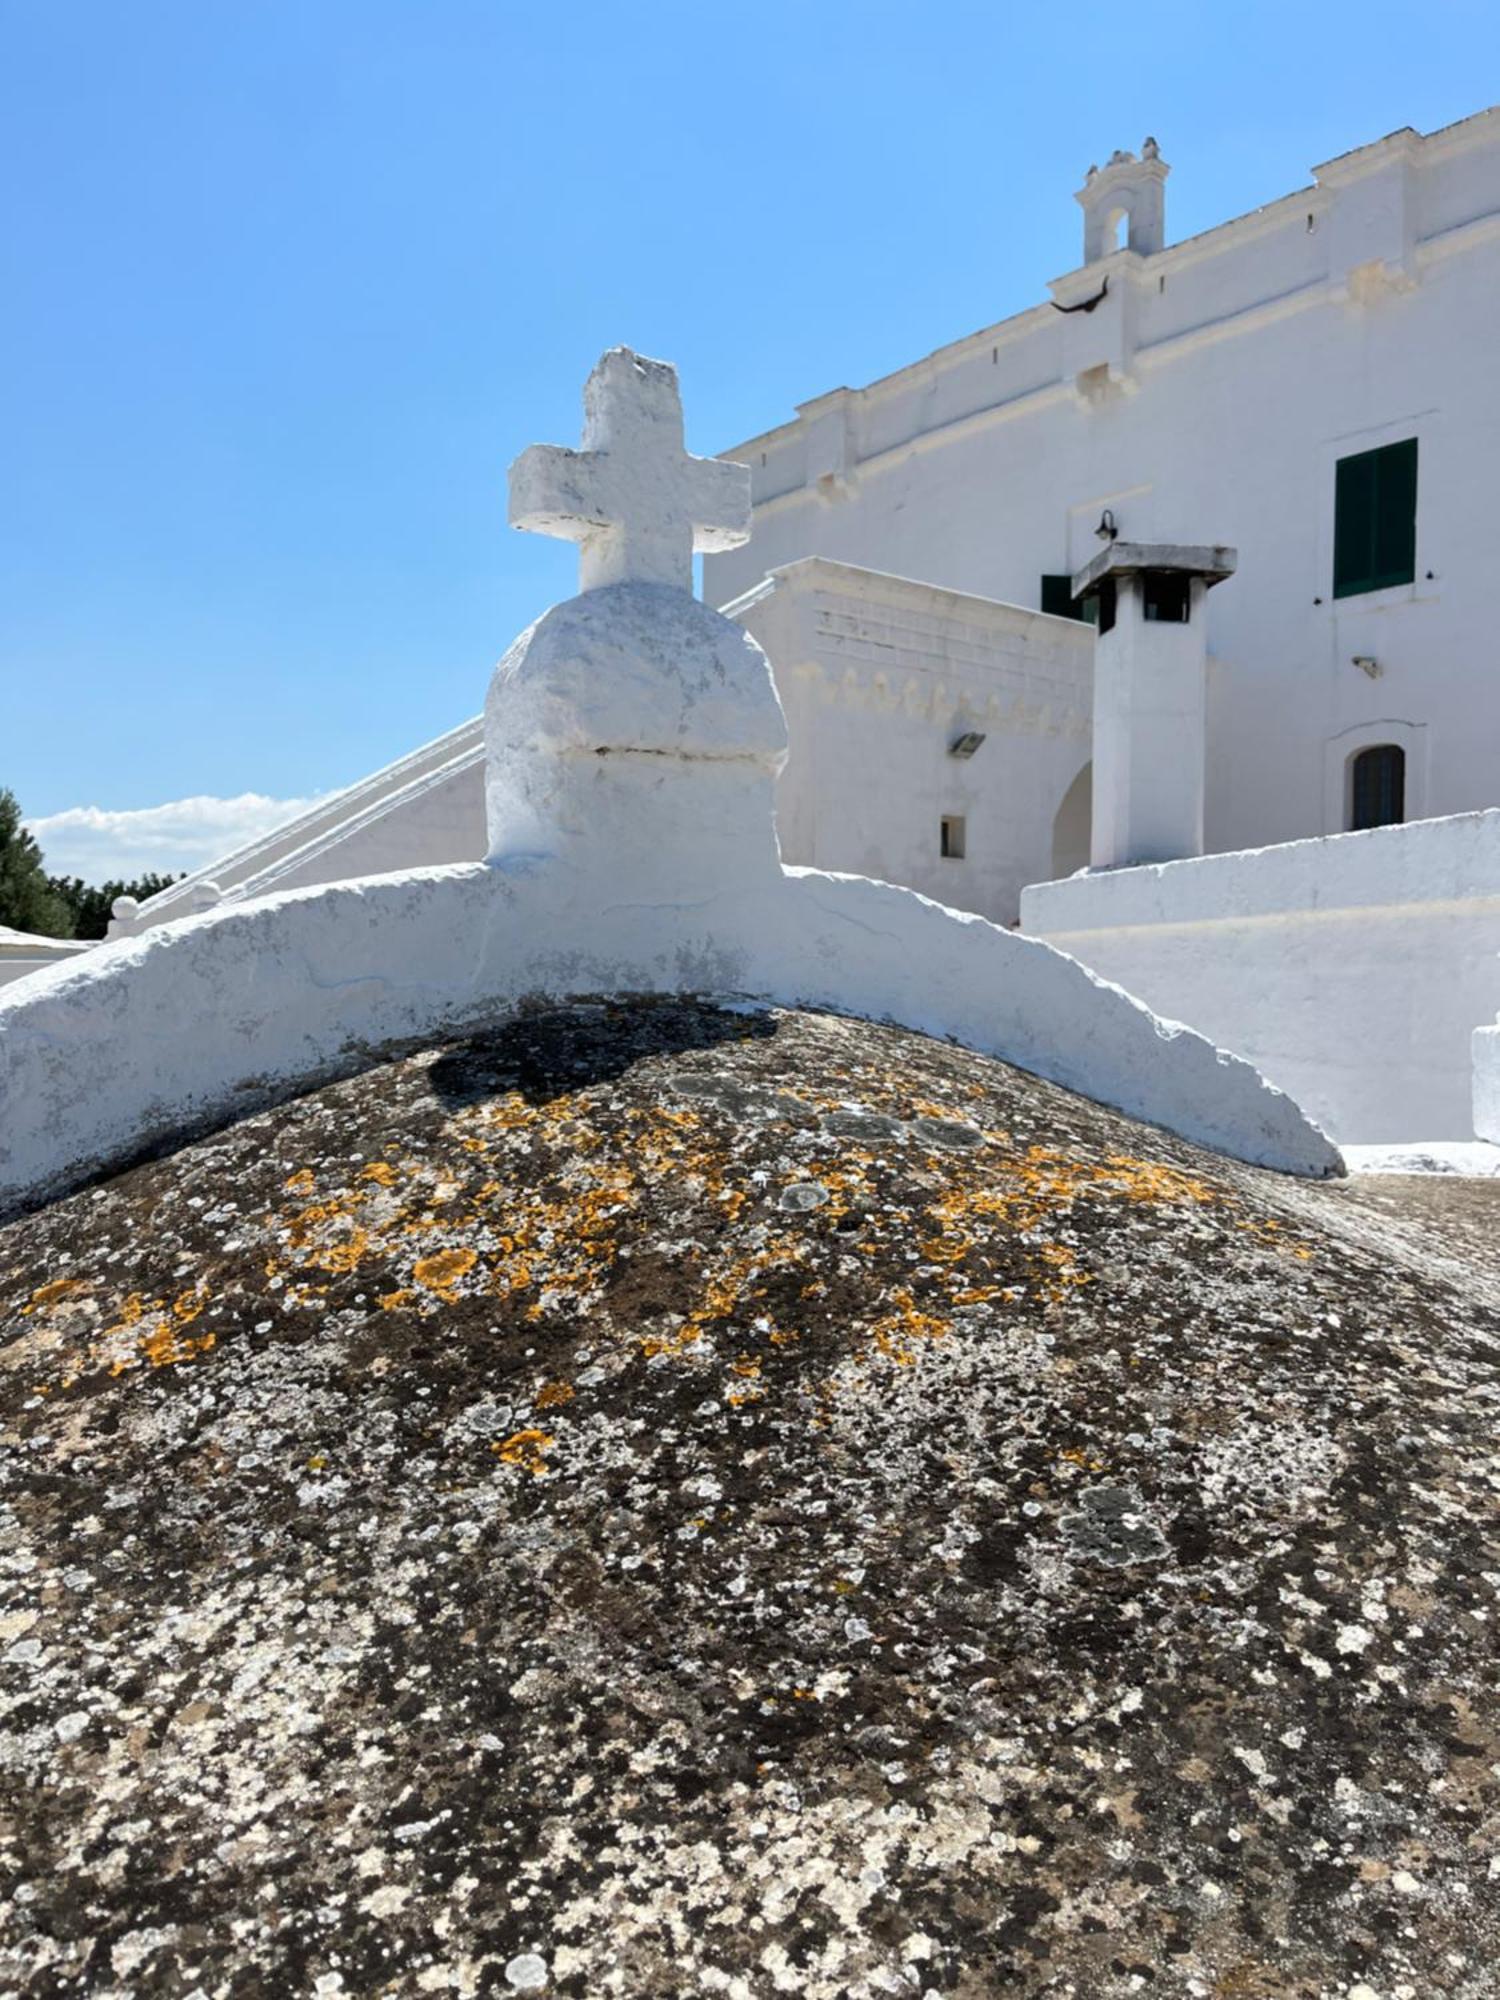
[1474,1022,1500,1144]
[1021,808,1500,1144]
[0,843,1341,1217]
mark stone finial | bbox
[188,881,223,916]
[508,348,751,593]
[106,895,140,941]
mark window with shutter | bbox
[1040,575,1099,625]
[1333,439,1418,598]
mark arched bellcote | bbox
[1076,140,1169,263]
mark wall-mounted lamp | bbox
[949,731,987,758]
[1095,508,1119,543]
[1352,655,1381,680]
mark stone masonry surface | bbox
[1,1000,1496,1998]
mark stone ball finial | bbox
[105,895,141,941]
[188,881,224,916]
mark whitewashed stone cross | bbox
[508,347,751,592]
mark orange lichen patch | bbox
[377,1289,416,1312]
[27,1277,88,1312]
[868,1290,951,1367]
[534,1379,575,1410]
[51,1284,223,1380]
[1095,1155,1219,1205]
[1237,1216,1316,1260]
[283,1168,316,1194]
[140,1322,216,1368]
[481,1094,541,1134]
[286,1197,361,1243]
[413,1247,478,1299]
[357,1161,399,1186]
[1058,1445,1109,1473]
[492,1427,554,1477]
[309,1227,370,1276]
[730,1355,762,1379]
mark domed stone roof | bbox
[2,999,1497,1998]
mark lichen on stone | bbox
[1,997,1497,1998]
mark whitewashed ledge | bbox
[0,350,1341,1212]
[0,855,1340,1215]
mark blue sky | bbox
[4,0,1496,877]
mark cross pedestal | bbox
[486,349,787,897]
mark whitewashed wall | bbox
[705,111,1500,859]
[724,559,1092,924]
[1474,1021,1500,1144]
[1021,809,1500,1143]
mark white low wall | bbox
[1474,1022,1500,1143]
[0,855,1340,1216]
[1021,808,1500,1144]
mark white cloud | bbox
[28,793,320,884]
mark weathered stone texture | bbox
[1,1001,1497,1998]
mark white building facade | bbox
[704,110,1500,874]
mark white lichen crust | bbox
[0,1001,1495,1998]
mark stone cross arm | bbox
[509,348,751,593]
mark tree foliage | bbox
[0,789,76,938]
[1,788,182,942]
[48,873,181,941]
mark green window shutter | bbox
[1333,450,1377,597]
[1373,436,1418,589]
[1334,439,1418,598]
[1041,573,1098,623]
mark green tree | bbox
[47,872,181,941]
[0,789,75,938]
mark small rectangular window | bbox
[1040,574,1099,624]
[940,815,966,860]
[1333,438,1417,599]
[1142,571,1191,622]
